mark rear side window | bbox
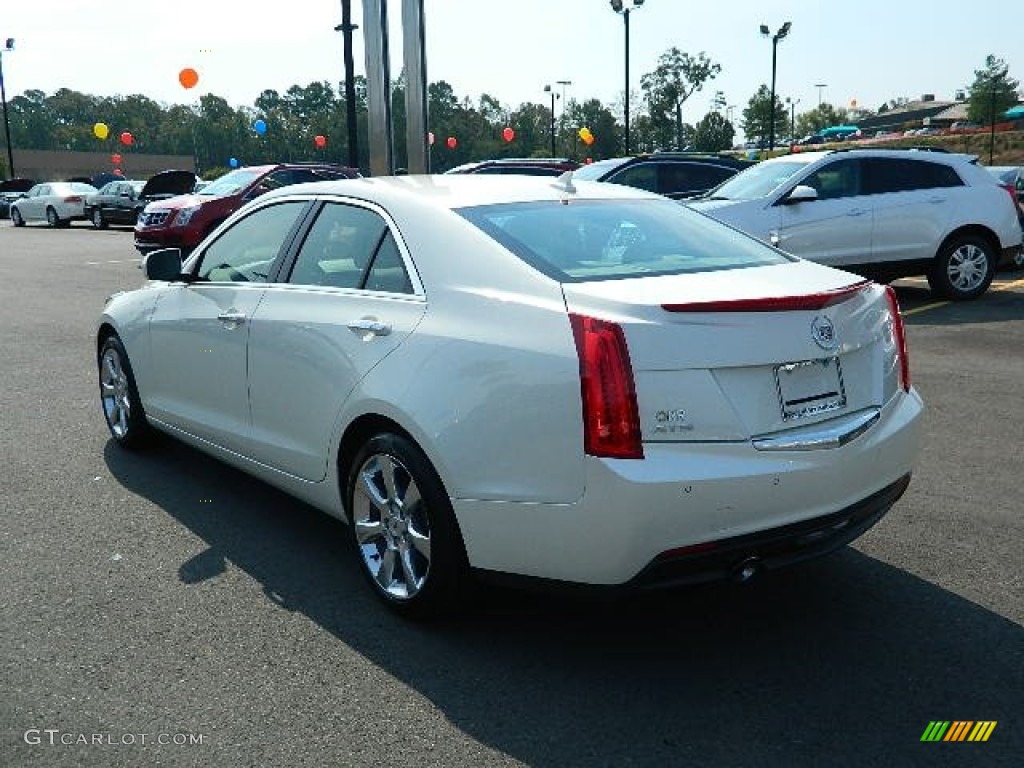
[607,164,658,193]
[458,199,791,282]
[659,163,735,197]
[287,202,414,294]
[863,158,963,194]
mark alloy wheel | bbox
[100,346,132,439]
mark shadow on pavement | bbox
[104,437,1024,768]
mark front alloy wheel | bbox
[91,208,107,229]
[46,207,60,228]
[98,335,150,448]
[348,434,468,617]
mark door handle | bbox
[927,196,946,204]
[217,311,247,327]
[847,208,868,217]
[347,318,392,337]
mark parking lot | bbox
[2,222,1022,767]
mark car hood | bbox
[140,170,198,199]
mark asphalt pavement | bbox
[1,222,1021,768]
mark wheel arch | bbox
[936,224,1001,260]
[97,322,119,355]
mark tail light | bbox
[569,314,643,459]
[998,183,1019,210]
[884,286,911,392]
[64,196,83,203]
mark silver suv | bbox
[689,149,1024,300]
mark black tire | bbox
[46,207,61,228]
[927,234,996,300]
[91,208,108,229]
[10,208,24,227]
[98,334,151,448]
[346,433,469,618]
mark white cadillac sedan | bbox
[97,174,923,616]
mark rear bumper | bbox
[455,389,923,585]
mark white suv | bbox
[689,149,1024,300]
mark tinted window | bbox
[364,232,414,294]
[287,203,389,289]
[864,158,963,194]
[607,164,658,192]
[801,158,862,200]
[196,201,306,283]
[458,199,791,282]
[659,163,735,197]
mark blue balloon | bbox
[253,119,267,136]
[229,157,239,168]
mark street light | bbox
[334,0,360,169]
[786,97,800,141]
[543,84,560,156]
[814,83,828,107]
[1,37,15,178]
[610,0,645,155]
[760,21,791,152]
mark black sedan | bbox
[85,169,198,229]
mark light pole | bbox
[1,37,15,178]
[610,0,645,155]
[760,21,791,152]
[543,85,560,156]
[814,83,827,108]
[334,1,360,169]
[786,97,800,141]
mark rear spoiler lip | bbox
[661,280,873,313]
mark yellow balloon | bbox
[93,122,110,140]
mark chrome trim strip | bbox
[752,407,881,451]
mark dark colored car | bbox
[86,170,197,229]
[571,153,755,200]
[444,158,580,176]
[0,178,36,219]
[134,163,359,255]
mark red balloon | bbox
[313,134,327,149]
[113,168,124,176]
[111,153,123,165]
[427,131,435,145]
[119,132,134,146]
[502,127,515,142]
[446,136,457,149]
[584,158,594,164]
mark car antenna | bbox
[554,169,577,198]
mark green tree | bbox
[693,111,734,152]
[794,103,850,137]
[640,48,721,151]
[966,54,1020,124]
[742,85,786,147]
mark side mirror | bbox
[781,185,818,205]
[144,248,186,281]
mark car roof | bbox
[771,148,974,166]
[261,173,664,211]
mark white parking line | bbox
[85,259,137,265]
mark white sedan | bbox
[10,181,97,227]
[97,174,923,617]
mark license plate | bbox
[774,357,846,420]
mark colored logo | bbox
[920,721,997,742]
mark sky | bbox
[2,0,1021,132]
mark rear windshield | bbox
[457,199,791,282]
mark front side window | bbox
[195,201,307,283]
[801,159,862,200]
[287,202,412,293]
[459,198,791,282]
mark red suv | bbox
[134,163,359,255]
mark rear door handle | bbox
[347,318,392,337]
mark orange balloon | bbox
[179,68,199,89]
